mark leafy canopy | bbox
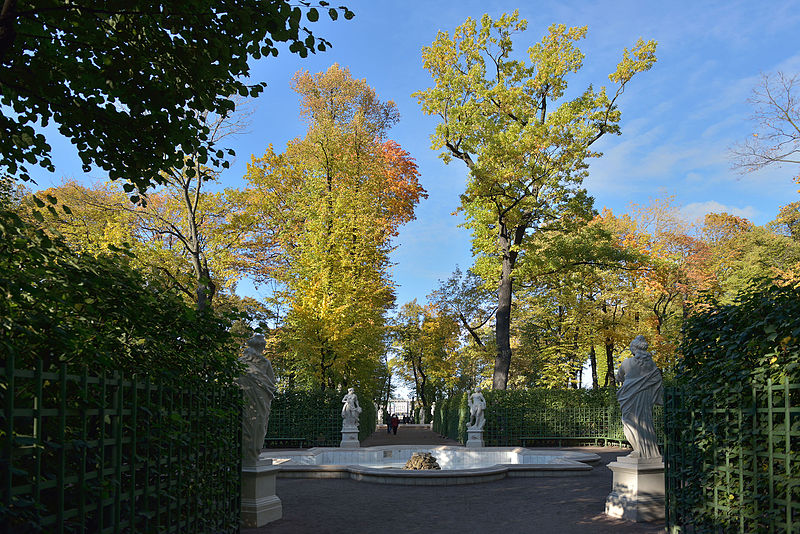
[1,0,353,192]
[413,11,656,388]
[243,65,425,395]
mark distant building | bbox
[387,398,411,418]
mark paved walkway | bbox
[361,424,462,446]
[244,427,665,534]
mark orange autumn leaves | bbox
[377,140,425,236]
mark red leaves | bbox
[376,140,427,236]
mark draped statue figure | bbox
[238,334,277,465]
[341,388,362,430]
[467,389,486,431]
[615,335,663,459]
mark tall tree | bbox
[244,64,425,394]
[414,12,656,388]
[1,0,352,192]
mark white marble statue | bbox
[341,388,362,429]
[615,335,663,459]
[238,334,277,465]
[467,388,486,431]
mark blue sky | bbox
[33,0,800,309]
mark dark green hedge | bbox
[1,360,241,533]
[433,388,639,446]
[266,389,377,446]
[1,209,243,531]
[678,280,800,387]
[0,208,240,382]
[666,281,800,532]
[433,391,469,443]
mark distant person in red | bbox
[390,414,400,435]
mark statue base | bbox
[605,455,665,522]
[465,428,484,448]
[340,428,360,448]
[241,459,282,528]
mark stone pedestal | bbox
[241,459,282,528]
[605,455,665,522]
[340,428,360,448]
[465,428,484,448]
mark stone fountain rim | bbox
[262,445,598,485]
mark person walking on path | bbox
[390,414,400,435]
[386,411,391,433]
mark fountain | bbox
[260,445,599,485]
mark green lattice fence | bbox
[665,379,800,533]
[1,356,241,533]
[433,389,664,447]
[266,389,377,447]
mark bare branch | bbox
[731,71,800,177]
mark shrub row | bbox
[434,388,638,446]
[266,389,377,446]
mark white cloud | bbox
[680,201,758,224]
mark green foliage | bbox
[665,379,800,533]
[390,300,460,412]
[679,280,800,386]
[1,0,352,192]
[432,388,642,446]
[433,391,469,444]
[666,280,800,531]
[2,360,241,533]
[414,11,656,388]
[483,388,624,446]
[267,389,377,445]
[0,207,240,380]
[701,213,800,305]
[0,196,246,532]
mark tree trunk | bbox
[493,222,525,390]
[589,345,599,389]
[493,254,513,390]
[418,365,427,408]
[195,267,215,312]
[604,337,616,388]
[411,357,421,405]
[381,361,392,413]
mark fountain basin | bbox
[260,445,599,485]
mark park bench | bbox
[263,437,307,449]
